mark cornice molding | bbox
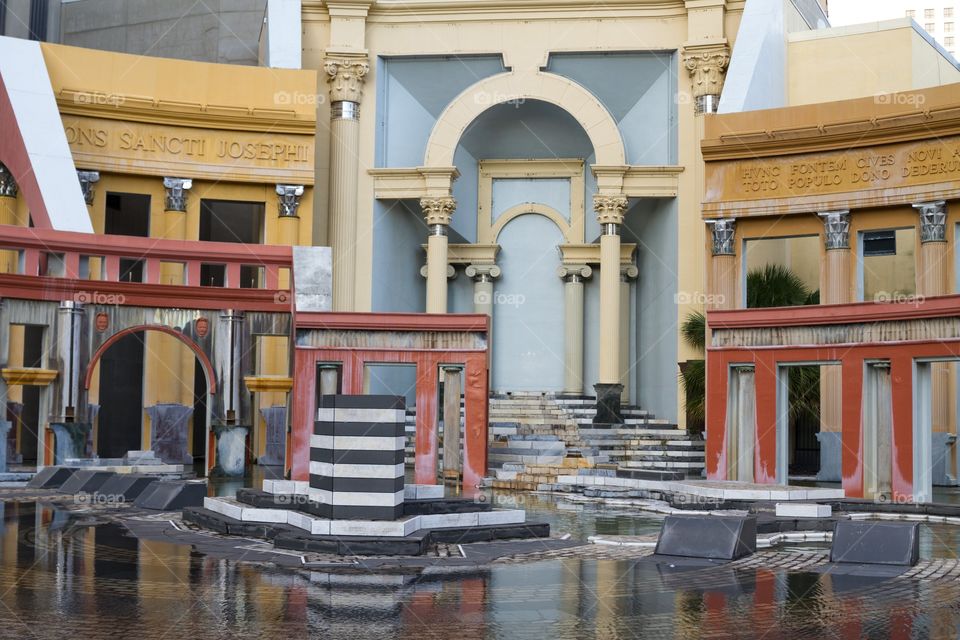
[56,92,316,135]
[702,105,960,161]
[1,367,58,386]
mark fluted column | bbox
[594,195,628,424]
[816,211,851,445]
[441,365,463,481]
[276,184,304,247]
[420,196,456,314]
[914,201,952,439]
[325,55,369,311]
[0,163,20,274]
[619,264,639,401]
[558,264,591,395]
[707,219,737,310]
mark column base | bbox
[593,383,624,425]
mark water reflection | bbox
[2,501,960,639]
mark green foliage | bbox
[746,264,814,309]
[680,359,705,424]
[680,265,821,427]
[681,311,706,352]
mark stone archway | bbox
[423,70,627,169]
[83,323,217,464]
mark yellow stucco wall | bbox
[788,19,960,106]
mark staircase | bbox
[401,392,705,487]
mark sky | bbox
[826,0,944,26]
[826,0,908,25]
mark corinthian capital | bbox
[682,43,730,113]
[324,55,370,104]
[593,195,628,226]
[420,196,456,226]
[819,210,851,250]
[914,201,947,243]
[707,218,736,256]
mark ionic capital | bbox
[324,55,370,105]
[557,264,592,283]
[465,264,501,282]
[420,196,456,226]
[914,201,947,243]
[77,170,100,206]
[0,163,17,198]
[163,177,192,212]
[593,194,628,226]
[420,264,457,280]
[706,218,736,256]
[620,264,639,282]
[276,184,305,217]
[818,210,851,250]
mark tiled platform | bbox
[202,496,526,538]
[552,475,844,501]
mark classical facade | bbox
[703,83,960,502]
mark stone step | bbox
[620,460,705,470]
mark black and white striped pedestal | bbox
[310,395,406,520]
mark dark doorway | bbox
[104,193,150,237]
[18,325,44,463]
[97,331,145,458]
[192,359,208,464]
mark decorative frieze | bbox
[683,44,730,114]
[276,184,305,217]
[818,210,851,250]
[324,56,370,106]
[0,163,17,198]
[707,218,736,256]
[162,177,192,212]
[420,196,456,227]
[593,195,628,226]
[914,201,947,243]
[77,170,100,206]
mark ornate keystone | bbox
[819,210,851,250]
[324,57,370,106]
[914,201,947,243]
[163,177,192,212]
[683,44,730,114]
[276,184,304,217]
[420,196,456,227]
[594,195,628,226]
[557,264,592,283]
[77,170,100,206]
[465,264,501,282]
[0,163,17,198]
[707,219,736,256]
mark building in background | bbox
[828,0,958,57]
[0,0,267,65]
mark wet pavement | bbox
[2,482,960,638]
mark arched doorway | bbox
[85,325,216,465]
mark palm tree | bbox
[680,266,821,428]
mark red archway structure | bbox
[84,324,217,394]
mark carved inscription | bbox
[716,137,960,200]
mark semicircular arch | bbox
[424,71,626,168]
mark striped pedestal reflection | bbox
[309,395,406,520]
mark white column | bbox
[558,265,591,395]
[420,197,456,314]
